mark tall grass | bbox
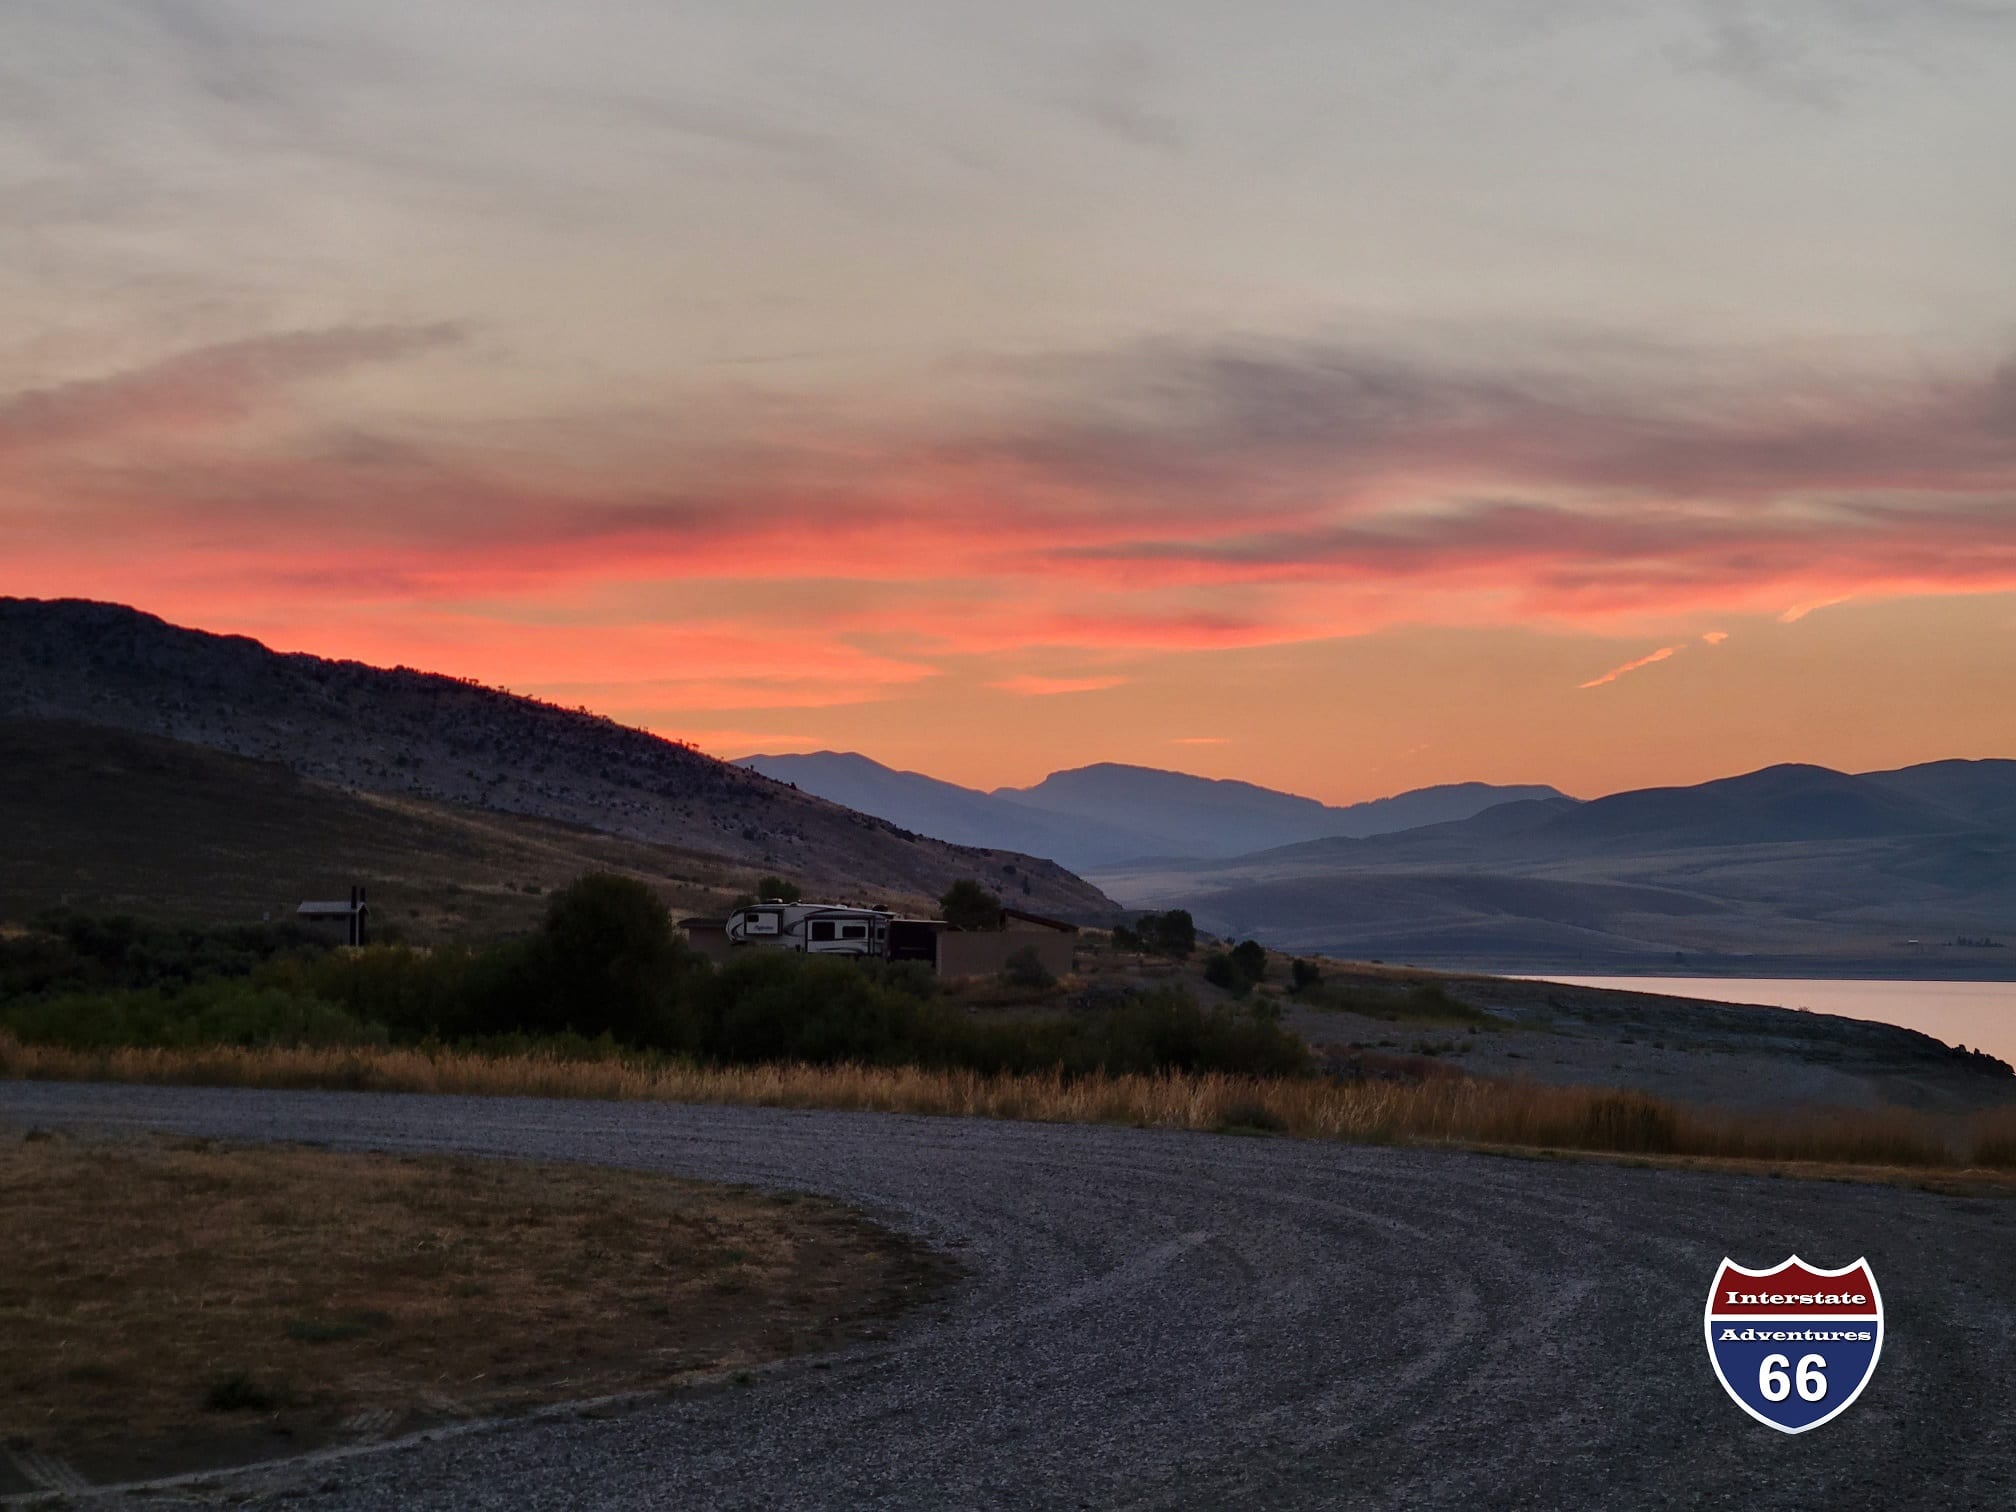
[4,1032,2010,1175]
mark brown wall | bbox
[935,929,1075,981]
[683,926,736,967]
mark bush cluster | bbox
[1203,939,1270,996]
[1110,909,1196,958]
[0,912,328,1000]
[1,876,1309,1080]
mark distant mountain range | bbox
[0,599,1114,924]
[1094,761,2016,971]
[7,598,2011,973]
[735,751,1564,869]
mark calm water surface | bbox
[1523,977,2016,1068]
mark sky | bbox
[4,0,2015,803]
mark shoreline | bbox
[1387,957,2016,984]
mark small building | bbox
[298,885,369,947]
[935,907,1078,980]
[678,917,735,967]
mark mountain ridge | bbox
[0,598,1115,919]
[1091,761,2016,969]
[737,750,1567,869]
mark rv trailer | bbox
[723,902,892,957]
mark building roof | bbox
[297,900,365,916]
[1000,907,1079,933]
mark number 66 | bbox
[1760,1353,1828,1402]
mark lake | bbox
[1520,976,2016,1069]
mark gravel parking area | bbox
[3,1082,2011,1510]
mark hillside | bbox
[738,751,1565,868]
[0,600,1115,922]
[1094,762,2016,971]
[0,720,761,939]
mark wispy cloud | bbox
[11,324,2016,713]
[1171,736,1228,745]
[987,674,1129,696]
[0,325,461,456]
[1579,645,1684,689]
[1700,629,1729,645]
[1779,595,1852,623]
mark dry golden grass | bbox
[6,1032,2013,1181]
[0,1129,938,1481]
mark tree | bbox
[1138,909,1195,958]
[1202,951,1244,994]
[526,873,696,1045]
[1289,958,1323,994]
[939,880,1002,931]
[754,875,802,903]
[1229,939,1268,984]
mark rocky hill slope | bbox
[0,599,1114,920]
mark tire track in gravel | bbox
[2,1083,2011,1511]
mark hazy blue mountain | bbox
[1094,761,2016,971]
[736,751,1167,866]
[1861,759,2016,830]
[738,751,1568,868]
[996,763,1569,857]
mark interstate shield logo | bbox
[1705,1256,1883,1433]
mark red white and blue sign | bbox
[1705,1256,1883,1433]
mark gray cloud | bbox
[0,324,462,454]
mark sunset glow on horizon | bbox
[6,2,2015,804]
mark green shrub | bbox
[1202,952,1245,994]
[1134,910,1196,958]
[0,912,327,999]
[693,951,949,1066]
[939,881,1002,931]
[1001,946,1056,990]
[0,980,385,1051]
[1289,958,1323,993]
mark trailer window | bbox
[840,924,867,940]
[809,921,836,942]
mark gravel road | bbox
[3,1082,2011,1510]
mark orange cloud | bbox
[10,325,2016,737]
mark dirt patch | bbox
[0,1129,946,1489]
